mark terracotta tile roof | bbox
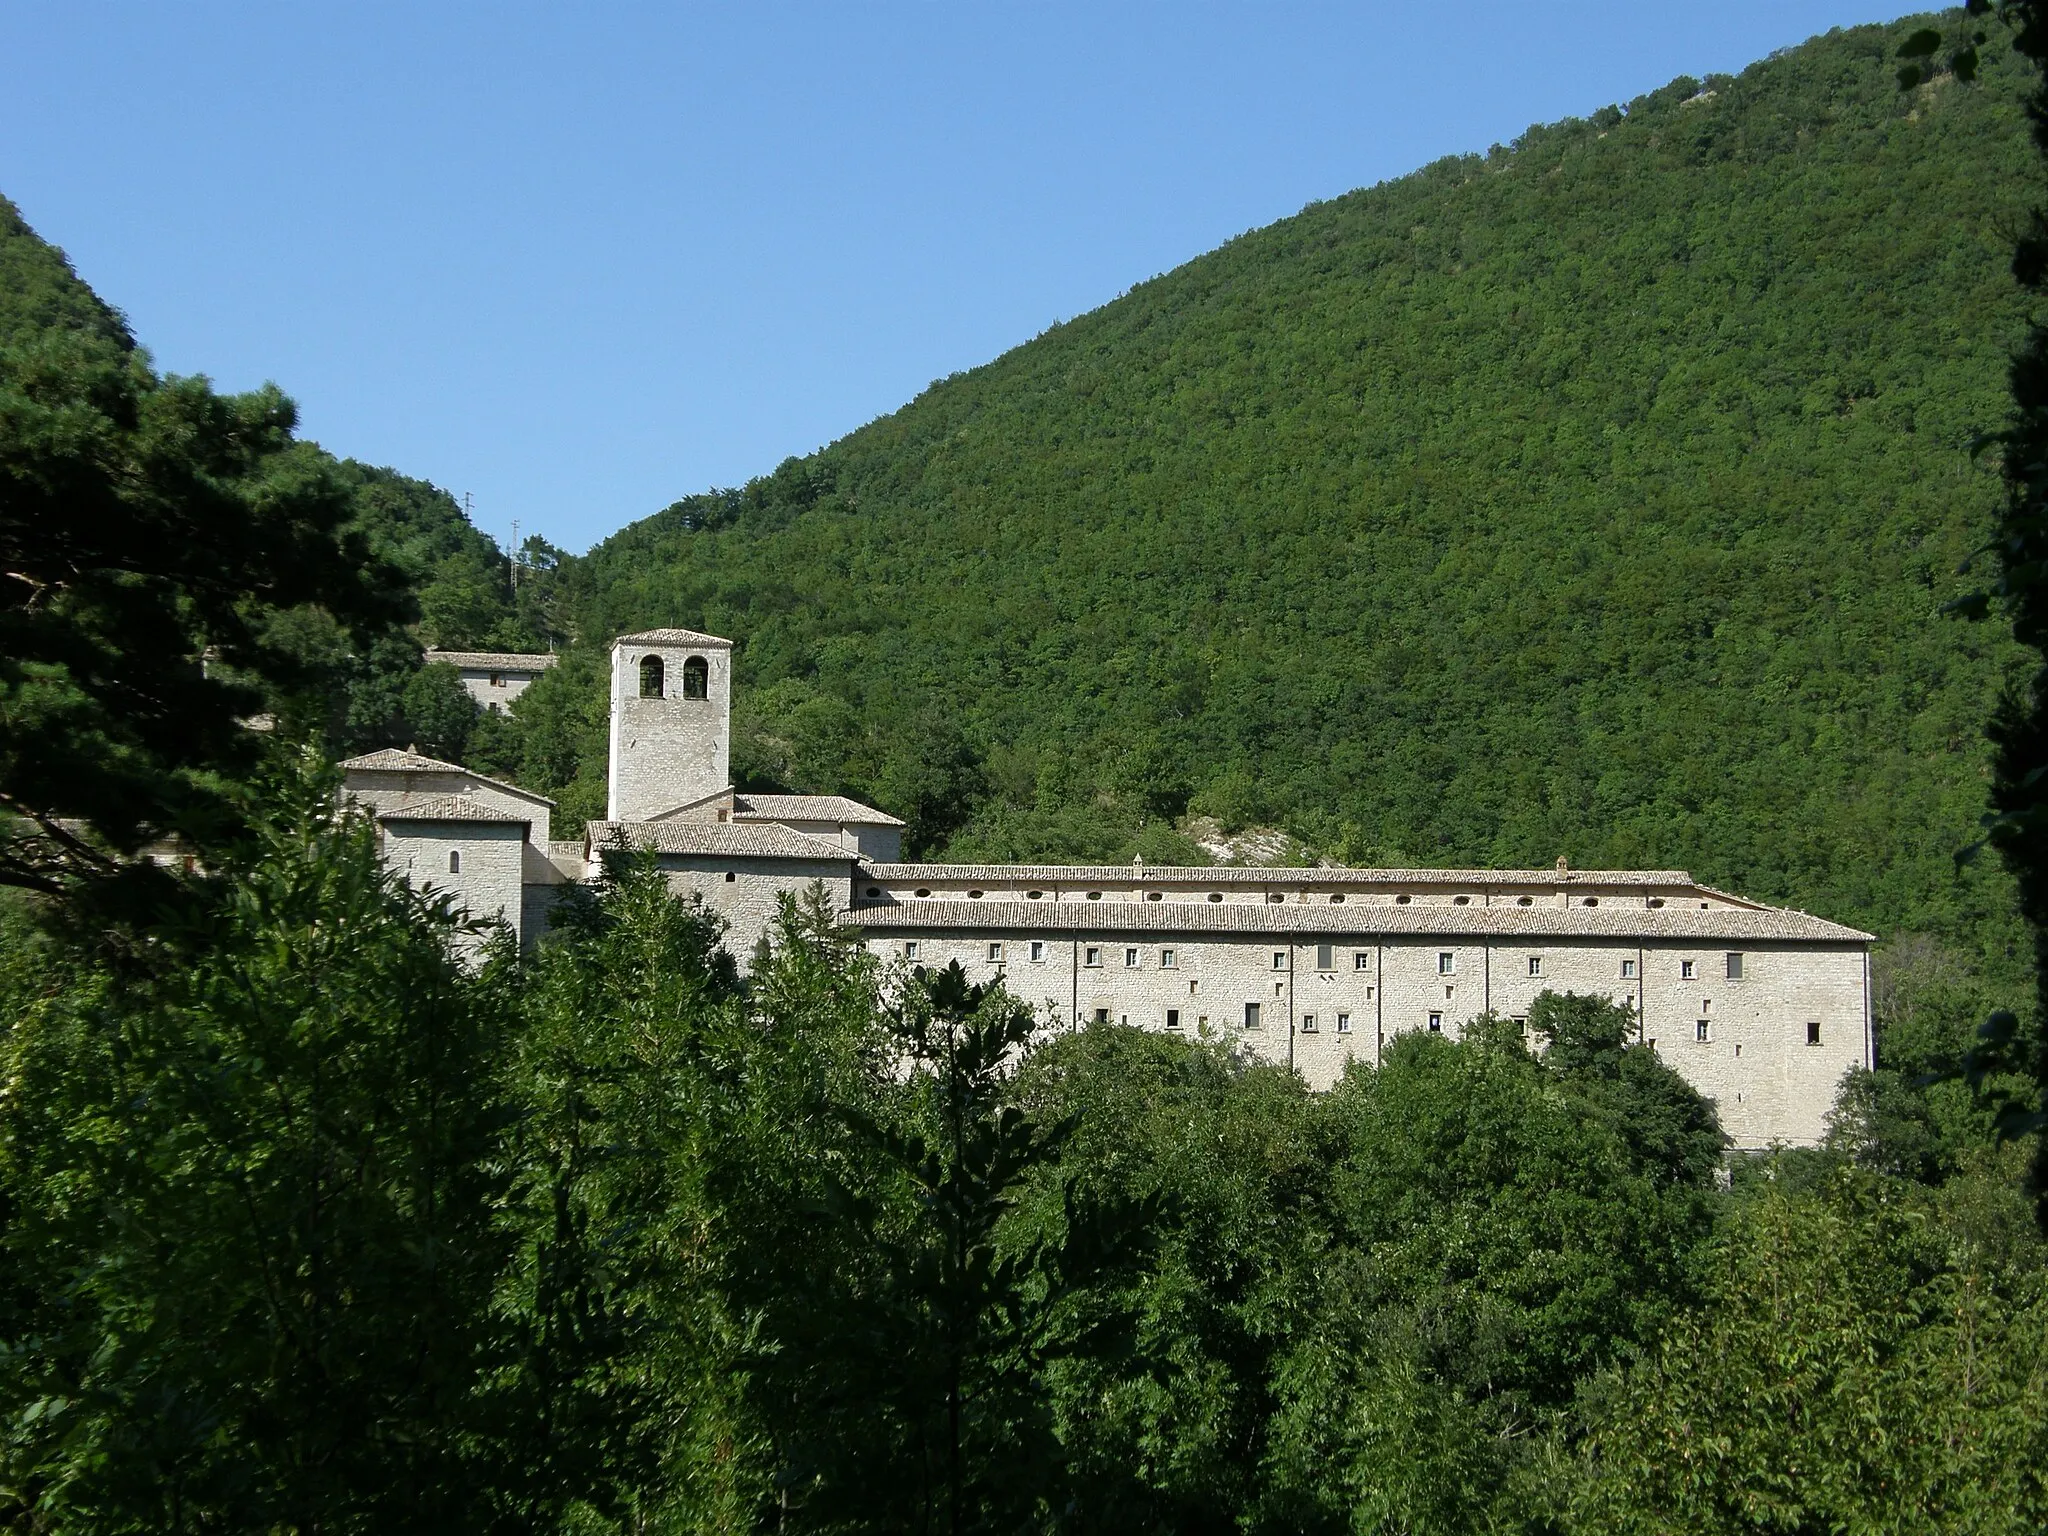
[841,899,1873,944]
[337,749,556,807]
[424,650,557,672]
[735,793,904,826]
[858,863,1698,888]
[376,795,531,825]
[586,820,857,861]
[614,628,733,647]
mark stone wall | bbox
[856,925,1869,1146]
[379,820,528,956]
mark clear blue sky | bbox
[3,2,1909,554]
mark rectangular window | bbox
[1336,1012,1352,1034]
[1244,1002,1262,1030]
[1428,1012,1444,1033]
[1084,946,1102,967]
[1696,1019,1711,1043]
[1124,947,1140,968]
[1301,1013,1318,1033]
[1272,951,1288,971]
[1316,943,1335,971]
[1725,952,1745,980]
[1029,940,1046,962]
[1527,956,1543,977]
[1680,959,1696,980]
[1094,1007,1110,1025]
[1354,951,1371,971]
[1621,958,1637,979]
[1807,1020,1822,1046]
[987,942,1004,963]
[904,941,919,961]
[1438,952,1456,976]
[1166,1008,1181,1029]
[1161,948,1177,968]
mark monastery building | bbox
[343,628,1875,1148]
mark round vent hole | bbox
[1395,894,1412,905]
[1026,889,1043,900]
[968,889,984,899]
[1517,896,1533,907]
[1146,891,1163,902]
[865,887,881,898]
[915,888,931,898]
[1583,897,1599,907]
[1086,891,1103,901]
[1330,893,1346,904]
[1647,897,1665,909]
[1207,892,1224,903]
[1453,895,1471,906]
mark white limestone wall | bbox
[346,768,551,843]
[608,642,732,822]
[652,855,854,971]
[858,927,1870,1144]
[454,667,545,711]
[381,821,527,956]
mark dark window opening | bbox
[682,655,709,699]
[638,654,664,697]
[723,871,737,883]
[448,850,461,874]
[1807,1020,1822,1046]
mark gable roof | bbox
[734,793,904,827]
[843,898,1873,944]
[337,748,557,808]
[424,650,558,672]
[614,628,733,648]
[376,795,531,825]
[586,820,856,861]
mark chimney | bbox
[1556,855,1569,877]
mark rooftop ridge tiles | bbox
[733,793,906,826]
[337,748,559,808]
[423,649,558,670]
[585,819,858,861]
[855,862,1696,886]
[613,627,734,647]
[375,795,532,825]
[839,898,1873,944]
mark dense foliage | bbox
[3,789,2042,1533]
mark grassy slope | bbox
[563,15,2036,967]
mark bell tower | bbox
[606,628,734,822]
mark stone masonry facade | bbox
[344,629,1875,1148]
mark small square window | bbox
[1725,952,1745,980]
[1336,1012,1352,1034]
[1316,943,1334,971]
[1428,1012,1443,1033]
[1029,940,1046,962]
[1165,1008,1182,1029]
[904,941,919,961]
[1272,952,1288,971]
[1807,1020,1822,1046]
[987,942,1004,964]
[1094,1007,1110,1025]
[1124,947,1140,968]
[1527,956,1542,978]
[1695,1019,1711,1043]
[1680,959,1696,980]
[1354,951,1371,970]
[1244,1002,1262,1030]
[1621,958,1637,979]
[1438,952,1456,976]
[1161,948,1177,968]
[1302,1013,1318,1033]
[1084,946,1102,967]
[723,870,737,883]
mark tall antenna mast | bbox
[510,519,520,593]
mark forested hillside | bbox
[491,13,2038,979]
